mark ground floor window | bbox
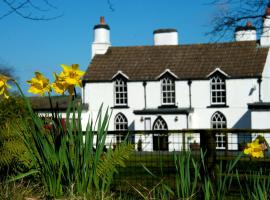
[211,111,227,150]
[153,116,168,151]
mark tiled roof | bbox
[83,41,269,82]
[29,96,81,111]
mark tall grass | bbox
[10,90,133,199]
[174,151,200,199]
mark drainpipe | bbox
[186,113,189,129]
[187,80,192,108]
[143,81,147,109]
[257,77,262,102]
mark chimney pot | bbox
[266,5,270,16]
[100,16,105,24]
[246,21,252,27]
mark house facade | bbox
[81,11,270,151]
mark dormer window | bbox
[161,77,175,105]
[114,78,128,106]
[210,75,226,105]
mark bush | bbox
[0,97,32,178]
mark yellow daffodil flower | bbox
[59,64,85,87]
[27,72,51,96]
[51,73,67,95]
[244,139,265,158]
[52,64,84,95]
[0,74,11,99]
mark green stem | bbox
[12,80,34,115]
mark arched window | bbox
[114,78,128,106]
[153,117,168,151]
[115,113,128,143]
[115,113,128,131]
[153,117,168,130]
[161,77,175,105]
[211,111,227,150]
[210,75,226,105]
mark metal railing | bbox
[106,129,270,191]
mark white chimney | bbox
[261,5,270,46]
[92,16,111,59]
[153,29,178,45]
[235,22,257,41]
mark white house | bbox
[81,10,270,151]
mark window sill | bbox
[207,104,229,108]
[158,105,178,109]
[111,105,130,109]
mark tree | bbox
[0,0,61,20]
[0,64,14,78]
[208,0,270,40]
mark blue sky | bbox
[0,0,224,95]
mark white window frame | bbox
[153,117,168,131]
[161,77,175,106]
[114,113,128,143]
[211,112,227,150]
[114,78,128,106]
[210,75,226,105]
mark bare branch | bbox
[207,0,269,40]
[0,0,62,20]
[107,0,115,12]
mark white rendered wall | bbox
[251,111,270,129]
[251,111,270,147]
[83,78,260,129]
[261,49,270,101]
[83,77,263,151]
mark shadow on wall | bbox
[232,110,251,129]
[232,110,252,147]
[129,121,135,130]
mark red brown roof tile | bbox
[83,41,269,82]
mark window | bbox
[211,112,227,150]
[153,117,168,151]
[161,77,175,105]
[114,113,128,143]
[114,78,127,106]
[210,75,226,105]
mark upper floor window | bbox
[211,111,227,150]
[210,75,226,105]
[114,78,127,106]
[161,77,175,105]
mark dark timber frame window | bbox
[161,77,175,105]
[153,116,168,151]
[211,111,227,150]
[210,75,226,105]
[114,78,128,106]
[114,113,128,143]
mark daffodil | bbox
[27,72,51,96]
[59,64,85,87]
[52,64,84,95]
[51,73,67,95]
[244,139,265,158]
[0,74,11,99]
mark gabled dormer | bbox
[207,68,229,107]
[156,69,178,107]
[112,71,129,108]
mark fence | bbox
[105,129,270,192]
